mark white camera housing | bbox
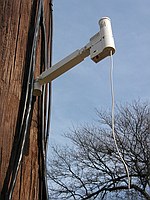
[90,17,115,63]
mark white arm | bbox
[38,44,91,85]
[33,17,115,96]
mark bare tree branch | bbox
[48,101,150,200]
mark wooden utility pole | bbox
[0,0,52,199]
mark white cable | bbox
[109,51,130,189]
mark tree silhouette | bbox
[48,101,150,200]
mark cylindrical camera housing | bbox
[99,17,115,55]
[90,17,115,63]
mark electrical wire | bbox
[1,0,51,199]
[7,1,42,198]
[40,1,49,198]
[45,0,53,151]
[109,51,131,189]
[36,1,53,199]
[42,2,53,198]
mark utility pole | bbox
[0,0,52,199]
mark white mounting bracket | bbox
[33,17,115,96]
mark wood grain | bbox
[0,0,51,199]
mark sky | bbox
[48,0,150,149]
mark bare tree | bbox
[47,101,150,200]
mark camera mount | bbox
[33,17,115,96]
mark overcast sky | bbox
[48,0,150,147]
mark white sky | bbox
[48,0,150,148]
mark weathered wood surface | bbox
[0,0,51,199]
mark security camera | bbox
[90,17,115,63]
